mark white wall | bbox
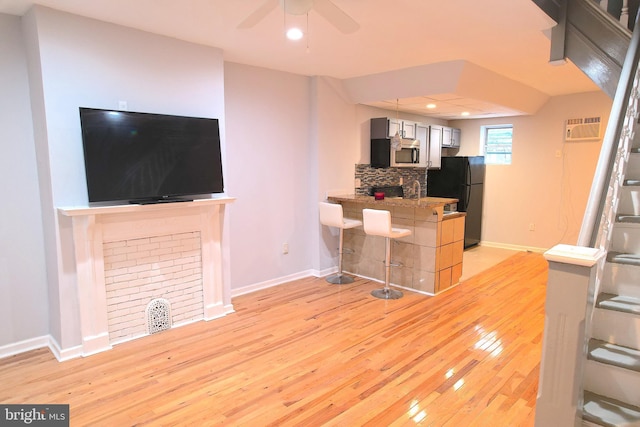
[21,6,226,349]
[0,14,49,348]
[224,62,314,289]
[451,91,612,250]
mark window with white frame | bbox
[482,125,513,165]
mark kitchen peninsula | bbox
[327,195,465,295]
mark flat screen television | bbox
[79,107,224,204]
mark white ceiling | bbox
[0,0,601,119]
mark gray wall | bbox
[224,62,314,289]
[0,13,49,348]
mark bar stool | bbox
[319,202,363,284]
[362,208,412,299]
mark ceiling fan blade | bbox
[313,0,360,34]
[237,0,279,29]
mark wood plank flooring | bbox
[0,251,548,426]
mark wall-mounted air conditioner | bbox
[565,117,601,141]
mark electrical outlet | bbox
[555,150,562,158]
[529,223,535,231]
[118,100,128,110]
[282,243,289,254]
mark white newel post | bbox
[534,244,605,427]
[59,197,235,357]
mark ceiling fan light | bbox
[286,27,304,40]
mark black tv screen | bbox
[79,107,224,204]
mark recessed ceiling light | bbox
[286,27,304,40]
[426,103,436,109]
[461,111,470,116]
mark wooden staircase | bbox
[532,0,634,98]
[581,142,640,425]
[532,1,640,425]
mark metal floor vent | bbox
[146,298,172,334]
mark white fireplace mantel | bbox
[59,197,235,356]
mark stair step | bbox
[617,214,640,223]
[618,186,640,216]
[583,391,640,426]
[596,293,640,315]
[611,225,640,253]
[584,359,640,408]
[607,252,640,267]
[588,339,640,372]
[601,262,640,300]
[592,308,640,349]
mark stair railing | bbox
[595,0,635,30]
[578,7,640,249]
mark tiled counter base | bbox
[329,197,465,295]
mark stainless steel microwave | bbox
[391,139,427,167]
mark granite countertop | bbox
[327,194,458,209]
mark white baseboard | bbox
[0,335,82,362]
[231,269,317,298]
[48,336,83,362]
[478,240,548,254]
[315,266,338,278]
[0,335,49,360]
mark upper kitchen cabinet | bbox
[371,117,416,140]
[428,125,443,169]
[451,128,461,147]
[401,120,416,139]
[442,126,461,148]
[387,118,401,138]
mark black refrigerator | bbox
[427,156,485,248]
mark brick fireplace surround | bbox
[59,197,234,357]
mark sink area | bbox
[369,185,405,199]
[369,184,422,202]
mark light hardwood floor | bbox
[460,245,521,282]
[0,251,547,426]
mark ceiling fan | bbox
[237,0,360,34]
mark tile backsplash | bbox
[355,164,427,198]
